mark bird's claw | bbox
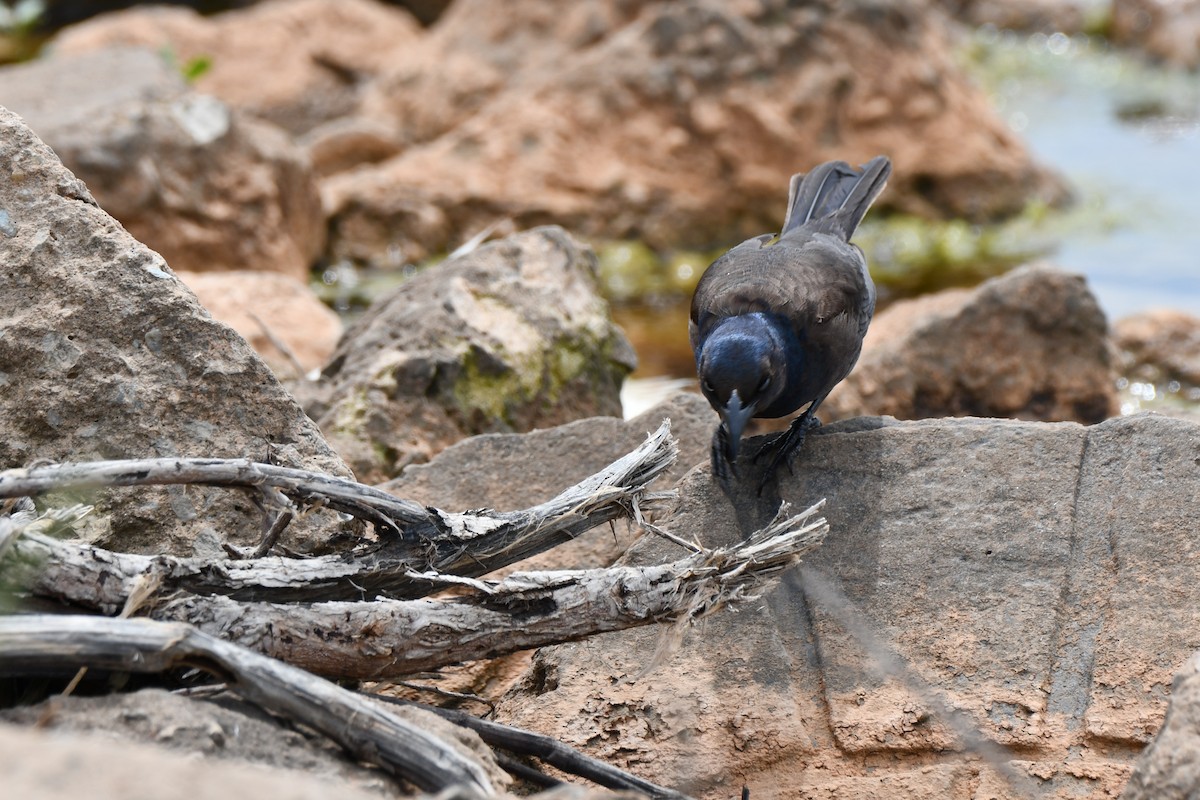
[753,413,820,495]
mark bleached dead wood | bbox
[0,422,677,603]
[9,502,827,678]
[0,614,498,796]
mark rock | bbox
[1114,309,1200,391]
[1122,653,1200,799]
[301,117,405,178]
[497,411,1200,798]
[0,719,385,800]
[822,264,1117,424]
[381,391,714,572]
[1112,0,1200,69]
[49,0,423,135]
[177,270,343,379]
[0,104,351,557]
[316,226,637,483]
[0,687,506,799]
[0,47,324,281]
[327,0,1065,265]
[0,689,392,793]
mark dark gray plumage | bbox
[689,156,891,492]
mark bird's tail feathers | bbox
[781,155,892,240]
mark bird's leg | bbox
[710,423,738,494]
[755,401,825,495]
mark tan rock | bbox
[1114,308,1200,390]
[823,264,1117,424]
[177,270,343,379]
[50,0,422,135]
[1112,0,1200,68]
[328,0,1065,265]
[0,47,324,280]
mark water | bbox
[974,28,1200,319]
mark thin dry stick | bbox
[1,422,679,603]
[6,502,828,679]
[0,615,498,796]
[383,698,692,800]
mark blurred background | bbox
[3,0,1198,414]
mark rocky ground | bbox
[3,1,1200,799]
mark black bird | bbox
[689,156,891,492]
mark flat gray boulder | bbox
[496,411,1200,798]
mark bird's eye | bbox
[702,379,715,394]
[756,376,771,394]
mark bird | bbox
[689,156,891,494]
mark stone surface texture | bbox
[495,412,1200,799]
[50,0,423,135]
[1114,308,1200,391]
[823,264,1117,424]
[315,226,637,483]
[1111,0,1200,68]
[0,105,351,556]
[1122,653,1200,800]
[0,47,324,280]
[177,269,343,379]
[0,719,387,800]
[325,0,1065,264]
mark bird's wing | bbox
[691,234,873,339]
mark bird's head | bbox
[697,314,788,463]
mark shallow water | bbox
[971,28,1200,319]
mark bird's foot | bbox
[754,414,820,495]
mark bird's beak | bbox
[721,390,755,463]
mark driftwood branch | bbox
[1,422,678,603]
[10,503,828,679]
[390,698,691,800]
[0,456,432,535]
[0,614,498,796]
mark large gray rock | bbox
[496,412,1200,798]
[823,264,1118,425]
[0,105,350,556]
[326,0,1065,265]
[0,47,324,280]
[316,226,637,483]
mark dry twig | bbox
[0,615,498,796]
[0,422,678,603]
[7,502,828,679]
